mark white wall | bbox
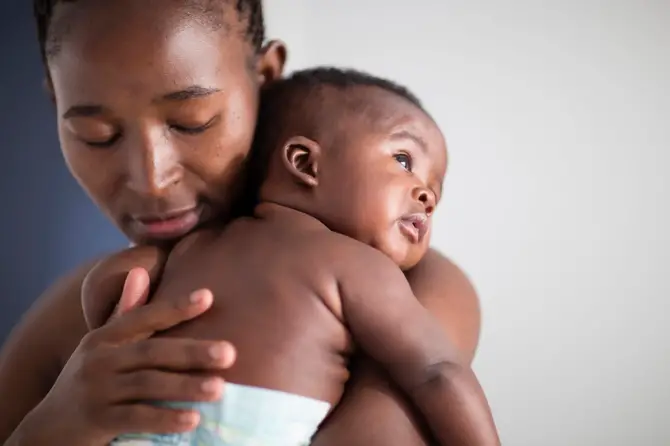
[267,1,670,445]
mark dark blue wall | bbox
[0,0,126,343]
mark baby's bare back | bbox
[150,213,353,406]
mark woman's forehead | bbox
[48,0,244,69]
[49,8,251,105]
[49,0,231,36]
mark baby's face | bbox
[317,91,447,269]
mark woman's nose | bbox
[125,131,183,197]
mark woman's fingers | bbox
[110,268,151,320]
[89,289,214,345]
[111,369,225,403]
[104,337,236,373]
[105,404,201,435]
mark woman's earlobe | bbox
[258,40,287,84]
[282,136,320,187]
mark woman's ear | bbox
[281,136,321,188]
[257,40,287,85]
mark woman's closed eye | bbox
[77,116,219,147]
[170,116,218,135]
[83,133,122,148]
[67,118,121,149]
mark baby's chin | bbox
[381,241,428,272]
[398,248,428,271]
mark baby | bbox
[83,68,498,446]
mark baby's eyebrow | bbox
[389,130,428,154]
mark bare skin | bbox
[82,86,499,445]
[314,250,483,446]
[3,1,284,443]
[0,248,480,446]
[84,209,493,446]
[1,1,488,445]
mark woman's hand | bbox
[10,269,235,446]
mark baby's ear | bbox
[281,136,321,188]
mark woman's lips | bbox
[131,206,202,240]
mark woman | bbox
[1,1,482,445]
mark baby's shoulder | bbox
[86,244,167,283]
[302,230,394,273]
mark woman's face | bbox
[47,1,285,244]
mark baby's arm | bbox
[81,245,168,330]
[338,246,500,446]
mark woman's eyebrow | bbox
[61,86,223,119]
[63,105,104,119]
[158,85,222,102]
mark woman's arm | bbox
[0,261,95,443]
[0,261,236,446]
[312,248,484,445]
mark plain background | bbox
[1,1,669,445]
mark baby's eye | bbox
[394,153,412,172]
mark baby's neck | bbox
[253,201,329,232]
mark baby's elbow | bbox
[408,359,467,398]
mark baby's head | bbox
[251,68,447,270]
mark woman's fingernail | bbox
[188,290,213,307]
[190,291,204,304]
[178,411,199,425]
[201,378,222,393]
[209,344,227,359]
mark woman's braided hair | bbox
[33,0,265,68]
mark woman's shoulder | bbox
[2,259,101,367]
[405,248,482,363]
[0,258,102,441]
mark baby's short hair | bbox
[245,67,426,202]
[263,67,423,110]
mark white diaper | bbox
[111,383,331,446]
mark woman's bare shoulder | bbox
[0,259,99,442]
[0,259,99,370]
